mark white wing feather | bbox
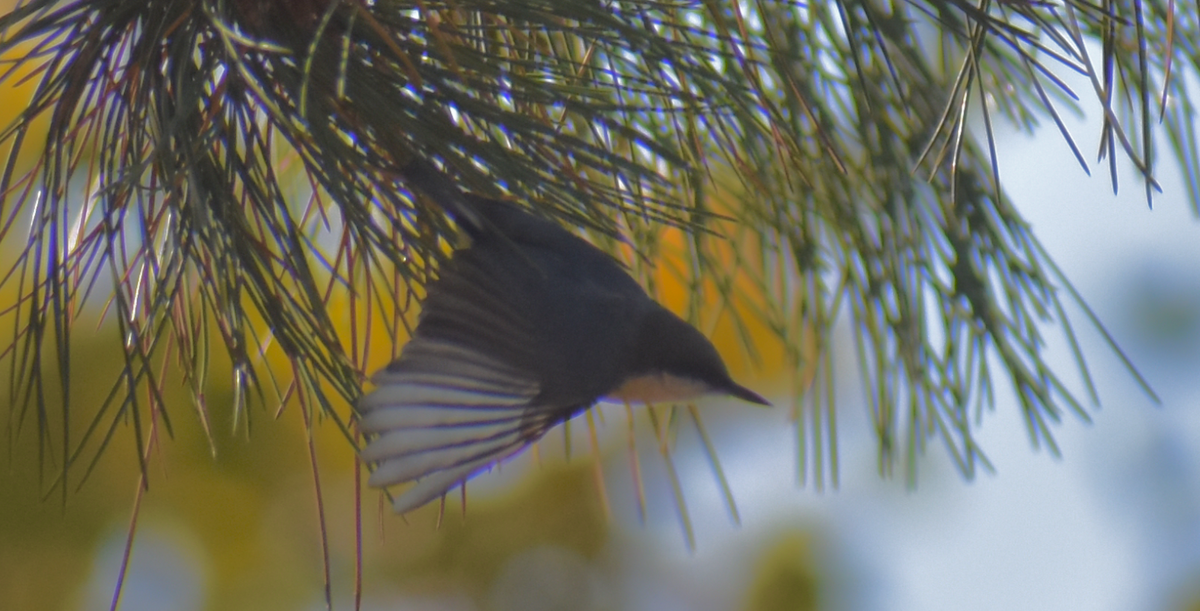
[358,338,543,513]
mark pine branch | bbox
[0,0,1182,499]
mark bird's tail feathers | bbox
[399,158,486,235]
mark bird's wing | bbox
[358,336,563,514]
[359,173,622,512]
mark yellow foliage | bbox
[742,531,823,611]
[0,39,51,172]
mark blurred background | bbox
[2,10,1200,611]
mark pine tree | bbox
[0,0,1174,539]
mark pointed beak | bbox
[725,381,772,406]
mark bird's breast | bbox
[604,372,710,404]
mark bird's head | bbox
[609,306,771,406]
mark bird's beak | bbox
[725,382,772,406]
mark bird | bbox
[357,161,771,514]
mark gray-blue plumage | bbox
[357,163,769,513]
